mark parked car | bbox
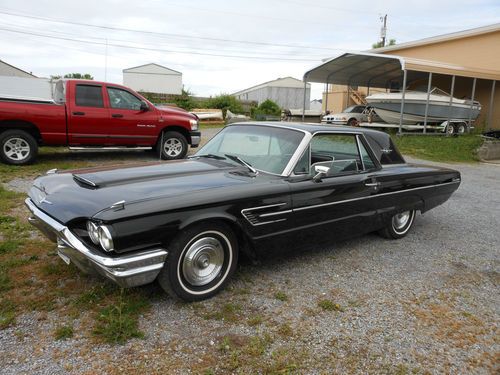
[26,122,461,301]
[322,105,381,126]
[0,78,200,165]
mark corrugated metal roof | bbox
[303,51,499,88]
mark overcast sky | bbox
[0,0,499,100]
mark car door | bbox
[105,86,159,146]
[288,132,383,238]
[67,83,110,145]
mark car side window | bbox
[310,134,362,176]
[75,85,104,107]
[107,87,142,110]
[358,139,377,170]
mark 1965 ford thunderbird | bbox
[26,122,461,301]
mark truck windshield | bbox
[195,125,304,175]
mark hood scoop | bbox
[73,174,98,188]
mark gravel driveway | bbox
[0,128,498,374]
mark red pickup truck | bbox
[0,79,200,165]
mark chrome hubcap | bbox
[163,138,183,157]
[392,211,411,230]
[3,137,30,161]
[182,237,224,286]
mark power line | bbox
[0,20,329,58]
[0,27,325,62]
[0,9,347,52]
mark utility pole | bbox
[380,14,387,47]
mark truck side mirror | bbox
[140,101,149,111]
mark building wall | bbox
[236,86,311,109]
[0,61,35,78]
[123,65,182,95]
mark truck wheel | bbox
[0,130,38,165]
[157,222,239,301]
[456,123,467,134]
[159,131,188,160]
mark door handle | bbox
[112,114,124,118]
[72,111,85,116]
[365,182,381,187]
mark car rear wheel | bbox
[157,222,238,301]
[378,210,416,239]
[347,118,359,127]
[159,131,188,160]
[0,130,38,165]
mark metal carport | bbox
[302,51,500,133]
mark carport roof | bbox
[303,51,500,87]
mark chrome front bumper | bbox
[25,198,168,288]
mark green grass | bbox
[54,324,74,340]
[0,299,16,328]
[392,134,483,163]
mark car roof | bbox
[226,121,384,136]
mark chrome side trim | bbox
[293,180,460,212]
[259,209,293,218]
[241,203,289,226]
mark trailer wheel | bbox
[456,123,467,134]
[445,123,455,135]
[0,130,38,165]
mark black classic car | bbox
[26,122,461,301]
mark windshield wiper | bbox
[189,154,226,160]
[224,154,258,174]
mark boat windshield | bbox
[413,85,451,97]
[194,125,304,175]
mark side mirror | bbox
[140,100,149,111]
[313,165,330,182]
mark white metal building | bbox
[123,63,182,95]
[233,77,311,109]
[0,59,36,78]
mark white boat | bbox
[366,88,481,125]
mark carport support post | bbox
[423,72,433,134]
[302,80,307,121]
[467,78,477,134]
[324,82,329,113]
[446,75,456,136]
[487,80,496,131]
[398,70,407,135]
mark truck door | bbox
[104,86,159,146]
[67,83,110,145]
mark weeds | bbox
[54,325,74,340]
[0,298,16,328]
[274,291,289,302]
[318,299,344,312]
[93,289,149,344]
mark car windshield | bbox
[343,106,364,113]
[194,125,304,175]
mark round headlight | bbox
[98,225,114,252]
[86,221,100,244]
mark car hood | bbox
[29,159,258,224]
[156,105,197,119]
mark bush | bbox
[251,99,281,119]
[205,94,243,119]
[173,89,196,111]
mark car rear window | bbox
[75,85,104,107]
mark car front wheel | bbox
[158,222,238,301]
[378,210,416,239]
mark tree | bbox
[63,73,94,80]
[173,88,196,111]
[252,99,281,118]
[372,39,396,49]
[50,75,62,80]
[205,94,243,119]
